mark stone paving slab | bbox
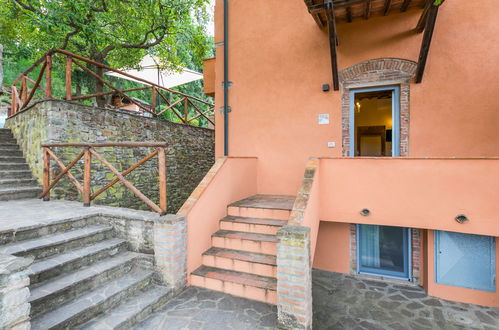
[135,270,499,330]
[134,286,278,330]
[0,199,159,233]
[312,269,499,330]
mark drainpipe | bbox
[223,0,229,156]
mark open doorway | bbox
[349,86,400,157]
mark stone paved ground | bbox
[312,269,499,330]
[134,286,278,329]
[135,270,499,330]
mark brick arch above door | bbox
[339,58,417,157]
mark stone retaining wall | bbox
[0,254,32,330]
[6,100,214,213]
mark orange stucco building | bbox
[186,0,499,327]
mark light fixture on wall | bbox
[355,101,361,113]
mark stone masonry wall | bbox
[6,100,214,213]
[0,254,32,330]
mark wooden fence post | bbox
[45,55,52,98]
[43,147,51,201]
[83,147,92,206]
[151,87,156,115]
[158,147,167,214]
[65,56,72,100]
[184,97,188,123]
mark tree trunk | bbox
[95,65,105,107]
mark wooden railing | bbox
[9,49,214,127]
[40,142,168,214]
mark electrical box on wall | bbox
[327,142,336,148]
[318,114,329,125]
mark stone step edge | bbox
[212,230,278,243]
[191,265,277,291]
[30,269,154,330]
[0,225,113,255]
[203,247,276,266]
[78,284,172,330]
[220,216,287,227]
[29,238,128,281]
[0,187,40,194]
[29,251,145,304]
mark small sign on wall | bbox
[318,114,329,125]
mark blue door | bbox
[435,231,496,292]
[358,225,410,279]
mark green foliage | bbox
[0,0,215,127]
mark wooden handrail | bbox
[40,143,168,214]
[9,49,215,127]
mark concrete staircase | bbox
[191,194,295,304]
[0,128,41,201]
[0,217,172,329]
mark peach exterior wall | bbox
[313,222,351,274]
[213,1,499,195]
[179,157,258,279]
[319,158,499,237]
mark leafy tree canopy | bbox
[0,0,212,70]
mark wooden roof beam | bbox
[346,7,353,22]
[364,0,372,19]
[415,1,431,32]
[415,1,443,83]
[383,0,393,16]
[325,0,340,90]
[400,0,411,12]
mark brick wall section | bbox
[276,225,313,330]
[349,224,422,284]
[0,254,33,330]
[339,58,417,157]
[153,214,187,293]
[6,100,214,213]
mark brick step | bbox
[0,186,41,201]
[212,230,278,255]
[191,266,277,304]
[0,177,38,189]
[0,225,114,260]
[0,156,28,164]
[0,169,32,179]
[0,215,99,245]
[203,247,277,277]
[30,269,154,330]
[79,284,172,330]
[29,238,128,285]
[29,252,152,318]
[227,194,295,220]
[0,162,29,171]
[0,148,23,157]
[220,216,287,235]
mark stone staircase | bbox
[0,128,41,201]
[190,194,295,304]
[0,217,172,329]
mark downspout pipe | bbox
[223,0,229,156]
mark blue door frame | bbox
[349,86,401,157]
[357,225,412,280]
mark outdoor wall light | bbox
[322,84,330,92]
[455,214,469,224]
[360,209,370,216]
